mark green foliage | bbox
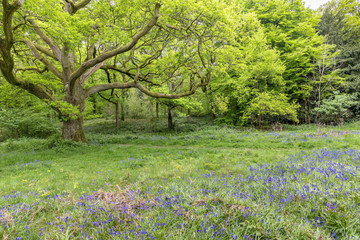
[0,109,58,141]
[242,92,299,127]
[0,78,47,110]
[245,0,325,122]
[126,89,148,119]
[49,101,81,121]
[313,94,357,124]
[209,20,290,125]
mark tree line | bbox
[0,0,359,142]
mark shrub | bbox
[312,94,357,124]
[242,92,299,127]
[0,108,58,141]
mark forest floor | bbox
[0,118,360,239]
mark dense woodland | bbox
[1,0,360,142]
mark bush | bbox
[242,92,299,127]
[312,94,357,124]
[0,108,58,141]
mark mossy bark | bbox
[62,117,87,142]
[61,81,88,142]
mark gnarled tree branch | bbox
[2,0,24,44]
[64,0,91,15]
[85,81,136,97]
[0,1,58,111]
[16,66,48,73]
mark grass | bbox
[1,118,360,239]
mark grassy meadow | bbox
[1,118,360,239]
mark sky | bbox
[303,0,330,9]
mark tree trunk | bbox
[168,108,174,130]
[61,80,87,142]
[115,101,120,127]
[121,90,125,121]
[149,98,154,120]
[187,109,191,122]
[62,117,87,142]
[156,102,159,118]
[210,109,216,119]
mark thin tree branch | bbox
[98,92,116,104]
[27,19,61,60]
[33,43,57,60]
[101,65,161,86]
[23,39,64,80]
[134,81,202,99]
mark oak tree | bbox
[0,0,242,141]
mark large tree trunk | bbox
[62,117,86,142]
[61,96,87,142]
[61,79,87,142]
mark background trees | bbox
[318,0,360,119]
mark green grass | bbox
[1,118,360,239]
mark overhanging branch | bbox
[85,81,136,97]
[85,80,204,99]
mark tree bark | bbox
[62,117,86,142]
[149,98,154,120]
[156,102,159,118]
[168,107,174,130]
[120,97,125,121]
[115,101,120,127]
[61,77,87,142]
